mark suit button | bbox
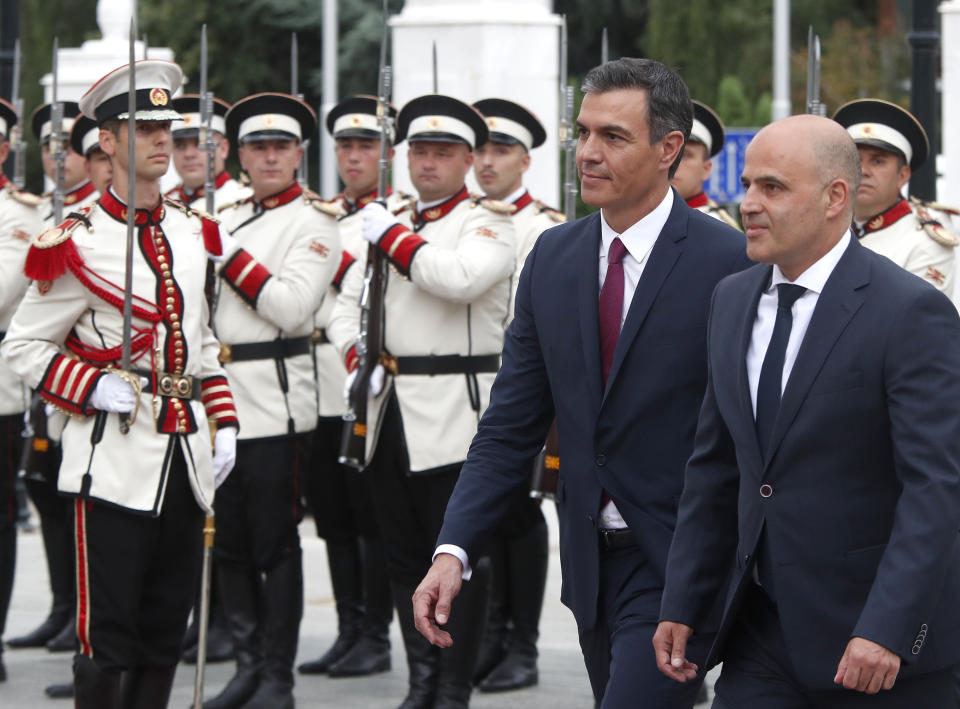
[760,484,773,498]
[595,454,607,467]
[744,554,751,563]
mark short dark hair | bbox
[582,58,693,178]
[100,119,123,138]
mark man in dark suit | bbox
[410,58,748,708]
[655,114,960,707]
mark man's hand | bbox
[412,553,464,648]
[834,637,900,694]
[361,202,400,245]
[212,426,238,488]
[90,373,143,413]
[342,364,385,405]
[653,621,698,682]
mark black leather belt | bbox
[598,527,637,551]
[133,370,202,401]
[393,354,500,376]
[219,335,312,363]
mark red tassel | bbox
[24,236,83,282]
[202,217,222,256]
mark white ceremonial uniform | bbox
[855,198,956,296]
[1,191,240,514]
[166,171,252,213]
[41,180,100,223]
[685,192,740,230]
[314,188,412,417]
[215,182,341,439]
[505,187,564,322]
[0,176,43,416]
[327,186,516,472]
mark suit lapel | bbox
[602,196,687,402]
[576,213,603,409]
[762,239,868,471]
[734,266,771,472]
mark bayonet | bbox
[559,16,576,221]
[806,26,824,116]
[11,39,26,189]
[340,0,392,469]
[290,33,309,189]
[120,18,137,434]
[50,39,66,225]
[200,24,216,217]
[432,41,438,94]
[601,27,609,64]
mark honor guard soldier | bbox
[207,92,341,709]
[834,99,957,295]
[71,115,113,195]
[469,97,556,693]
[31,101,100,219]
[296,95,402,680]
[0,98,43,682]
[671,100,739,229]
[327,93,516,709]
[1,59,240,708]
[167,95,251,209]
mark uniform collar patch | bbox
[685,192,709,209]
[257,182,303,210]
[99,189,166,225]
[413,186,469,225]
[862,198,912,234]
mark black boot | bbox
[393,581,439,709]
[74,654,122,709]
[478,518,547,693]
[46,614,77,652]
[434,557,491,709]
[120,665,178,709]
[202,561,262,709]
[7,492,74,649]
[327,537,392,678]
[240,551,302,709]
[0,526,15,681]
[297,538,362,675]
[45,680,74,698]
[472,538,507,685]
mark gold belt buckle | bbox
[158,373,193,399]
[219,344,233,363]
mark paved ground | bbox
[2,504,716,707]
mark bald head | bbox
[756,115,860,219]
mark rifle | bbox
[291,33,310,189]
[339,0,392,470]
[50,39,66,224]
[559,16,577,221]
[200,25,216,217]
[11,39,26,189]
[806,26,825,116]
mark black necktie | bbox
[755,283,806,455]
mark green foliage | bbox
[716,76,752,127]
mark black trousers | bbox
[302,416,380,542]
[364,396,461,588]
[578,543,711,709]
[76,445,203,671]
[713,584,956,708]
[214,436,304,571]
[0,412,24,533]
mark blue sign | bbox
[705,128,759,205]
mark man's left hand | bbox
[834,636,901,694]
[411,553,463,648]
[361,202,400,245]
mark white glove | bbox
[212,426,238,488]
[89,373,142,413]
[342,364,385,405]
[361,202,400,245]
[208,224,240,263]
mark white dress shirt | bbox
[746,231,851,413]
[435,189,675,576]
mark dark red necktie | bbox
[599,237,627,386]
[598,238,627,510]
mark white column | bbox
[391,0,561,205]
[940,1,960,204]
